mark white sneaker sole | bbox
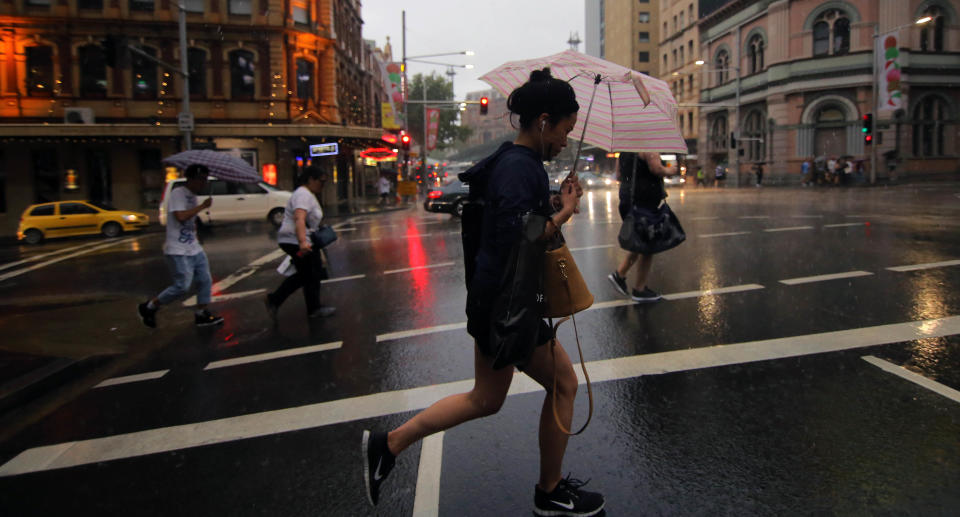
[362,430,374,506]
[607,274,629,296]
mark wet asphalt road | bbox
[0,185,959,516]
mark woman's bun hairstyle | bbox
[506,67,579,130]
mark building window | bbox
[714,50,729,85]
[688,112,693,132]
[26,46,53,97]
[833,18,850,55]
[813,9,851,56]
[920,7,946,52]
[679,46,684,64]
[79,44,107,98]
[296,58,314,100]
[183,0,204,13]
[230,49,255,100]
[748,34,764,74]
[744,111,766,161]
[33,150,59,203]
[663,22,667,34]
[188,48,206,98]
[638,32,650,43]
[679,77,684,94]
[813,22,830,56]
[130,0,154,11]
[679,112,684,132]
[672,49,677,68]
[689,40,693,60]
[638,0,649,3]
[710,115,728,151]
[680,11,685,27]
[638,51,649,62]
[79,0,103,9]
[292,0,310,24]
[638,12,650,23]
[229,0,252,15]
[913,96,948,157]
[131,47,158,99]
[673,15,677,32]
[689,74,694,92]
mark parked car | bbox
[424,179,470,217]
[17,200,149,244]
[159,178,292,227]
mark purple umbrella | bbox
[162,149,259,183]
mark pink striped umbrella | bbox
[479,50,686,154]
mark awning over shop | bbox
[0,123,383,140]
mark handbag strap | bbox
[548,257,594,436]
[629,153,638,208]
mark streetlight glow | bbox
[465,64,475,69]
[465,50,475,56]
[915,16,933,24]
[695,60,705,66]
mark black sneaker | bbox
[631,287,662,303]
[362,430,396,506]
[607,271,629,296]
[534,475,605,516]
[137,302,157,328]
[195,310,224,327]
[309,306,337,318]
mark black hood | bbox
[458,141,515,200]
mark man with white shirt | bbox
[138,164,224,328]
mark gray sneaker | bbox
[631,287,662,303]
[607,271,629,296]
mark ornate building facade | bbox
[698,0,960,184]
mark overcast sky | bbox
[361,0,586,100]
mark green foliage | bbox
[406,73,472,150]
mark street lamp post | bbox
[871,16,932,184]
[696,61,741,187]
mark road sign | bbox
[177,112,194,132]
[397,181,418,196]
[309,143,339,157]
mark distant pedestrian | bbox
[753,162,764,187]
[696,167,706,187]
[361,67,605,517]
[265,166,335,321]
[137,164,224,328]
[801,158,812,186]
[827,156,837,184]
[377,174,391,205]
[607,151,671,303]
[714,162,726,187]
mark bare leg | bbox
[520,338,578,493]
[616,252,639,278]
[633,253,654,291]
[387,344,514,455]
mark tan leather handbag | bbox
[542,240,595,436]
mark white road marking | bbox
[780,271,874,285]
[351,233,435,243]
[824,223,866,228]
[0,240,105,272]
[568,244,616,252]
[204,341,343,371]
[738,216,770,219]
[322,274,366,284]
[690,216,718,221]
[183,249,286,306]
[886,259,960,272]
[412,432,445,517]
[763,226,815,233]
[447,230,461,235]
[790,215,824,219]
[335,227,357,232]
[95,370,169,389]
[661,284,765,301]
[699,231,751,238]
[4,315,957,477]
[0,237,140,283]
[183,289,266,307]
[377,322,467,342]
[384,262,456,275]
[862,355,960,404]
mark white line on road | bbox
[780,271,874,285]
[886,259,960,272]
[824,223,866,228]
[661,284,765,301]
[377,322,467,342]
[0,240,106,272]
[699,231,751,238]
[204,341,343,371]
[95,370,169,389]
[4,315,957,477]
[322,274,366,284]
[413,432,445,517]
[0,237,140,283]
[335,227,357,232]
[862,355,960,404]
[568,244,616,252]
[183,249,286,306]
[738,216,770,219]
[690,216,719,221]
[763,226,815,233]
[383,262,456,275]
[183,289,267,307]
[790,215,824,219]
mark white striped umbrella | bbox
[163,149,260,183]
[479,49,686,154]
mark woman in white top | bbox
[265,167,335,320]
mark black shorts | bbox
[466,282,552,364]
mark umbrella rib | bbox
[607,81,615,152]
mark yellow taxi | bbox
[17,200,149,244]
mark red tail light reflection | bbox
[427,190,443,199]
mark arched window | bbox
[229,49,255,100]
[79,44,107,98]
[748,35,764,74]
[743,110,766,161]
[187,48,207,98]
[813,10,851,56]
[920,6,946,52]
[296,58,314,101]
[714,50,729,85]
[131,46,158,99]
[913,96,948,157]
[25,46,53,96]
[710,115,728,151]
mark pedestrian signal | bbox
[479,97,489,115]
[400,133,411,151]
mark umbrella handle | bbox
[568,74,603,181]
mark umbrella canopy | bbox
[162,149,260,183]
[479,50,686,154]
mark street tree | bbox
[407,72,472,151]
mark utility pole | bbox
[178,3,191,150]
[402,10,408,180]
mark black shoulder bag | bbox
[617,156,686,255]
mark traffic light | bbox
[101,34,130,69]
[729,131,737,149]
[862,113,873,144]
[400,133,411,151]
[479,96,489,115]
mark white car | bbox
[159,177,293,227]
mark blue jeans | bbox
[157,252,212,306]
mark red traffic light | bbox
[479,96,489,115]
[865,135,872,143]
[400,133,411,150]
